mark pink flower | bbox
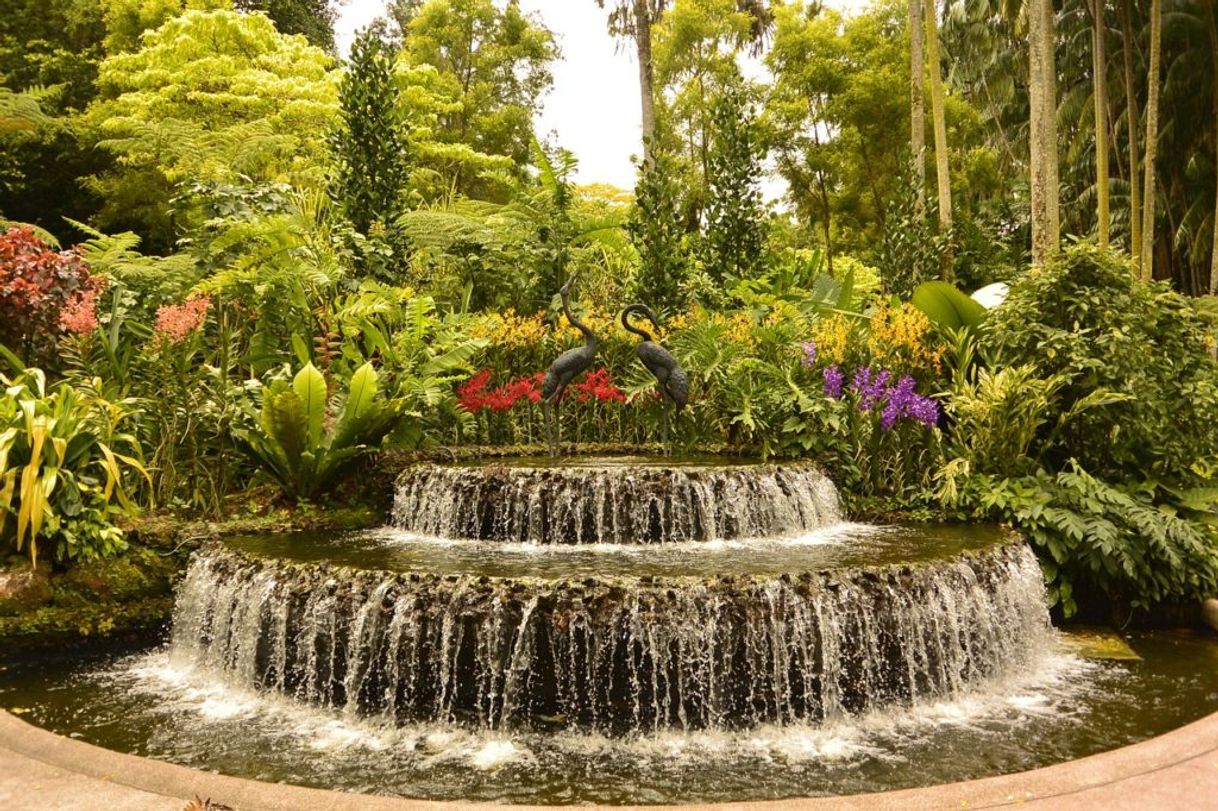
[59,277,107,335]
[153,294,210,347]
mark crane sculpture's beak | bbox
[642,304,661,329]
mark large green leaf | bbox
[292,363,327,447]
[332,363,380,451]
[261,389,307,471]
[911,281,988,330]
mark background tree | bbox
[101,0,229,54]
[1088,0,1110,247]
[391,0,558,201]
[81,8,336,250]
[909,0,926,219]
[1117,0,1141,264]
[768,2,976,274]
[0,0,105,112]
[629,147,689,309]
[1139,0,1161,279]
[702,77,768,285]
[652,0,773,223]
[234,0,340,52]
[924,0,952,274]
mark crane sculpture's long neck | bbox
[621,305,653,342]
[562,287,597,350]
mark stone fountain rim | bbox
[395,453,827,477]
[208,528,1030,589]
[3,704,1217,809]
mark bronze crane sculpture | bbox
[541,274,598,456]
[621,303,689,452]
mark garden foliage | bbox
[1,0,1216,621]
[943,245,1218,614]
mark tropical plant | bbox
[231,362,402,501]
[910,280,986,332]
[947,464,1218,617]
[0,368,148,564]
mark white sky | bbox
[335,0,872,190]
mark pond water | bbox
[6,457,1213,805]
[3,631,1215,805]
[223,522,1010,580]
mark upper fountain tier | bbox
[390,456,842,544]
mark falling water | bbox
[169,541,1049,734]
[391,461,842,543]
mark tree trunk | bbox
[1139,0,1162,279]
[634,0,657,166]
[1028,0,1060,266]
[910,0,926,218]
[1209,3,1218,295]
[1119,0,1141,267]
[1089,0,1110,247]
[924,0,953,279]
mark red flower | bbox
[459,370,549,413]
[457,369,494,412]
[571,367,626,404]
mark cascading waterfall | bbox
[169,540,1049,734]
[390,461,842,543]
[164,457,1052,736]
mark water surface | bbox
[225,522,1012,580]
[3,632,1216,804]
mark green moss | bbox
[53,547,176,608]
[0,596,173,656]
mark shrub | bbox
[987,244,1218,487]
[948,465,1218,616]
[0,226,103,366]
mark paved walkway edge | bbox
[2,708,1218,810]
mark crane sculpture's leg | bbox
[661,401,670,454]
[543,385,567,457]
[543,394,556,458]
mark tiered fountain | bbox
[170,455,1051,735]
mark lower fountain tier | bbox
[390,457,842,544]
[171,535,1050,733]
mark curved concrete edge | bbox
[1,709,1217,811]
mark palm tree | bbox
[924,0,953,277]
[1210,1,1218,295]
[1117,0,1141,265]
[910,0,926,218]
[598,0,669,165]
[1088,0,1110,247]
[1028,0,1060,266]
[1139,0,1161,279]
